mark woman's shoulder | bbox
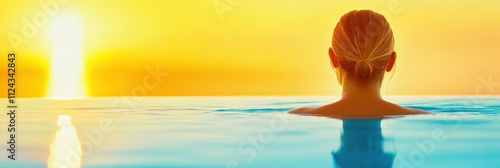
[383,101,431,115]
[288,101,431,118]
[288,103,341,118]
[288,107,314,114]
[405,108,432,114]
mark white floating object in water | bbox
[57,115,72,126]
[48,115,82,168]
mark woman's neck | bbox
[340,80,382,101]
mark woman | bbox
[290,10,429,118]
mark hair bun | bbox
[354,59,374,79]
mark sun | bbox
[48,14,87,99]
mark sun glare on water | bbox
[48,14,87,99]
[47,115,82,168]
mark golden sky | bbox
[1,0,499,97]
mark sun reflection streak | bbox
[48,13,87,99]
[47,115,82,168]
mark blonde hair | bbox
[332,10,394,80]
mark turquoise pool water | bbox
[0,96,499,168]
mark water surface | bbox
[0,96,499,168]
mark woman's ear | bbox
[386,51,396,72]
[329,47,339,68]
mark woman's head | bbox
[329,10,396,85]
